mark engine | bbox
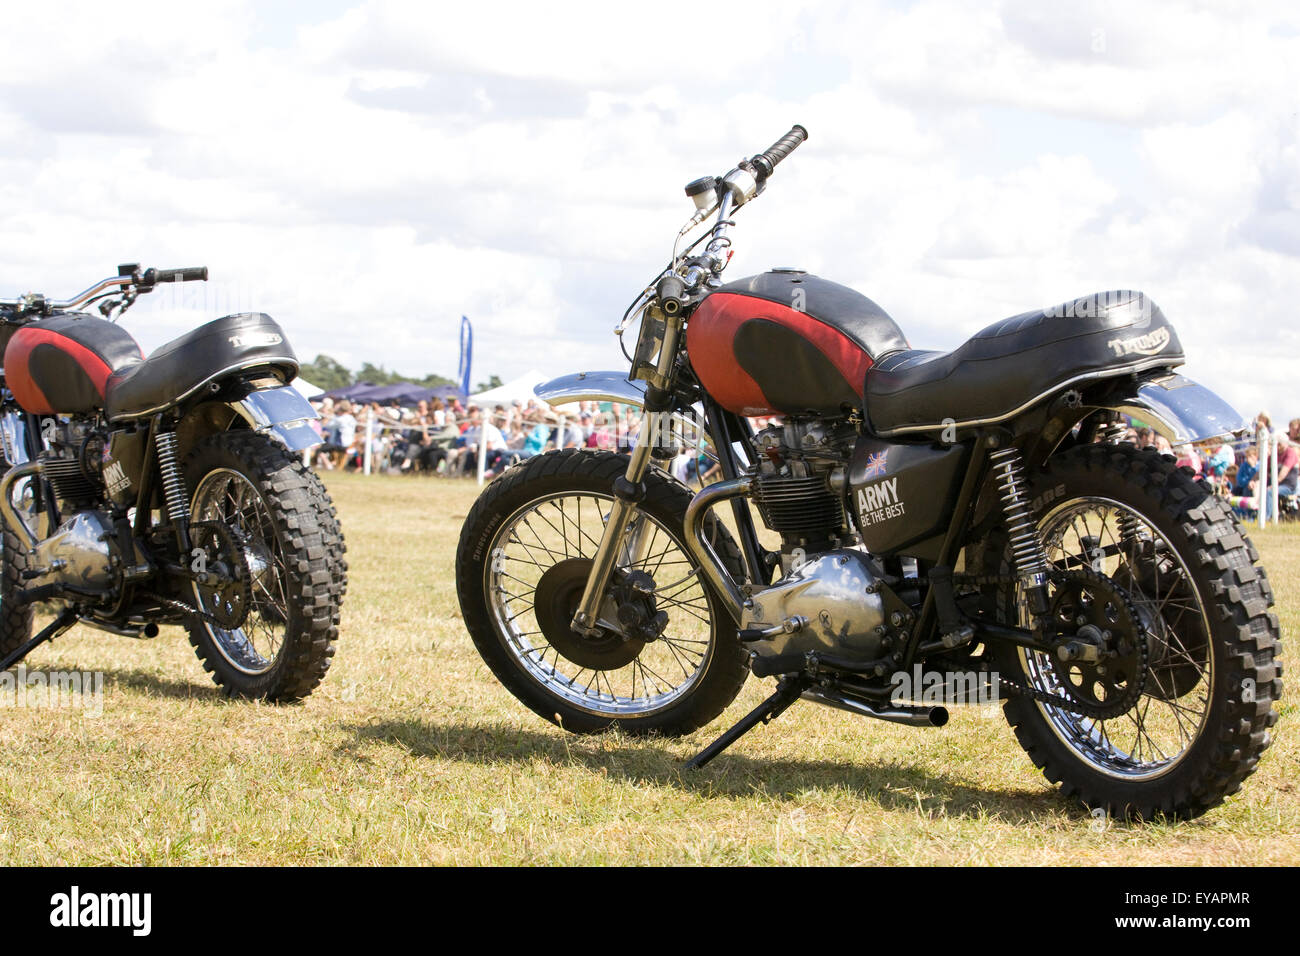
[743,549,892,664]
[743,417,916,672]
[40,418,107,510]
[751,416,857,571]
[18,417,119,598]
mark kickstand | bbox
[684,676,808,770]
[0,607,78,672]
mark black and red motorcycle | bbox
[0,264,345,700]
[457,127,1283,820]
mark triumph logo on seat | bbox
[228,331,282,348]
[1106,326,1169,357]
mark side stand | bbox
[684,676,808,770]
[0,607,78,671]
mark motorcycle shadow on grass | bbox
[341,718,1075,824]
[93,667,316,704]
[88,667,223,701]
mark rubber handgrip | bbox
[753,125,808,178]
[155,266,209,283]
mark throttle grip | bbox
[142,266,209,287]
[752,125,808,179]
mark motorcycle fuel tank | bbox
[3,314,143,416]
[686,271,909,417]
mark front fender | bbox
[534,370,646,409]
[1108,372,1246,444]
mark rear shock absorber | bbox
[989,447,1051,617]
[1103,419,1128,445]
[1097,413,1145,553]
[155,431,190,532]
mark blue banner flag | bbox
[457,316,473,397]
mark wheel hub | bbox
[534,558,646,670]
[1046,569,1146,717]
[189,521,253,629]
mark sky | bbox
[0,0,1296,419]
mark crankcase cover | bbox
[743,549,887,663]
[31,511,117,591]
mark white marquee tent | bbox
[469,369,551,406]
[289,375,324,402]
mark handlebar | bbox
[675,125,808,291]
[0,263,209,314]
[751,125,808,180]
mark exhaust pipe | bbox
[802,686,949,727]
[0,459,44,551]
[682,476,753,623]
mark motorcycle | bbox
[456,127,1281,820]
[0,264,345,700]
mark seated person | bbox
[1276,434,1298,495]
[1233,446,1259,498]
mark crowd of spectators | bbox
[307,393,1299,523]
[308,396,719,481]
[1111,413,1298,522]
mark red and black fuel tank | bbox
[685,270,909,417]
[3,313,143,415]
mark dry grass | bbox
[0,470,1295,865]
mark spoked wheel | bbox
[1019,501,1208,777]
[183,432,343,701]
[986,444,1282,820]
[457,449,749,735]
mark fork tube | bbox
[617,513,656,567]
[571,413,662,633]
[571,316,682,634]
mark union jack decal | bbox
[863,451,888,479]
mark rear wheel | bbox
[985,444,1282,820]
[183,432,343,701]
[456,449,749,736]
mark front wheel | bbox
[984,444,1282,820]
[456,449,749,736]
[0,481,34,660]
[183,432,345,701]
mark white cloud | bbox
[0,0,1295,420]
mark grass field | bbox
[1,469,1296,865]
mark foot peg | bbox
[737,615,807,642]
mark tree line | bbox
[297,354,501,394]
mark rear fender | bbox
[177,385,320,458]
[1105,372,1246,445]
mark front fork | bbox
[570,316,682,636]
[570,431,662,634]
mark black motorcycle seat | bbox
[865,290,1184,435]
[105,313,298,421]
